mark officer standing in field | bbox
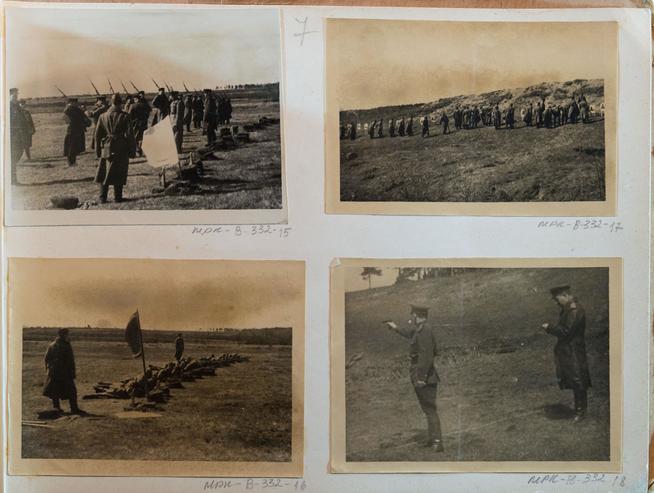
[386,304,443,452]
[542,285,591,423]
[175,333,185,361]
[43,328,85,414]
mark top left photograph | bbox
[4,5,286,225]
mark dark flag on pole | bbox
[125,310,143,358]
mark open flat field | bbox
[12,94,282,210]
[344,268,611,462]
[21,329,292,461]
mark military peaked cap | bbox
[550,285,571,297]
[410,304,429,318]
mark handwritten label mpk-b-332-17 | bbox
[192,225,292,238]
[536,219,623,232]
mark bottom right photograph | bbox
[330,258,622,473]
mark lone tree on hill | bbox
[361,267,383,289]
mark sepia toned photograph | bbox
[8,258,304,477]
[5,6,285,225]
[331,258,622,473]
[325,20,618,216]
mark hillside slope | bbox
[342,79,604,122]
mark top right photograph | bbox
[325,19,617,216]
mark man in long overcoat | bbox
[63,98,91,166]
[127,92,151,157]
[9,88,27,184]
[386,304,444,452]
[94,93,135,203]
[183,94,193,132]
[169,91,185,154]
[43,328,83,414]
[175,333,185,361]
[192,95,204,129]
[542,285,591,422]
[203,89,218,145]
[151,87,169,125]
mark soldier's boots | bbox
[573,411,586,424]
[430,439,444,452]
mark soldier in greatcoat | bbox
[151,87,169,125]
[542,285,591,422]
[439,112,449,135]
[63,98,91,166]
[89,96,109,150]
[43,328,84,414]
[94,93,135,203]
[421,115,429,137]
[9,88,27,184]
[203,89,218,145]
[192,95,204,129]
[19,100,36,161]
[389,118,396,138]
[127,92,151,157]
[175,333,185,361]
[506,104,515,129]
[169,91,185,154]
[184,94,193,132]
[386,304,443,452]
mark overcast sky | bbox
[10,259,303,331]
[327,19,616,110]
[6,7,281,98]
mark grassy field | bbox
[344,268,611,462]
[12,95,282,210]
[21,329,292,461]
[340,120,605,203]
[340,79,606,202]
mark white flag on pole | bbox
[141,116,178,168]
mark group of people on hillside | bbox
[339,94,600,142]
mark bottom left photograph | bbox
[7,257,305,477]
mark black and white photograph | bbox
[330,258,622,473]
[8,258,304,477]
[325,20,617,216]
[5,6,285,224]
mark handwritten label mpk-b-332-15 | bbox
[192,225,292,238]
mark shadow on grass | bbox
[543,403,576,420]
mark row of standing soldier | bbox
[340,95,598,141]
[9,87,234,201]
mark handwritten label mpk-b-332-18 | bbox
[203,479,307,491]
[536,219,623,232]
[191,225,292,238]
[527,473,627,488]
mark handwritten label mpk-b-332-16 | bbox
[203,479,307,491]
[191,225,292,238]
[536,219,624,232]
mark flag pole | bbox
[137,309,148,399]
